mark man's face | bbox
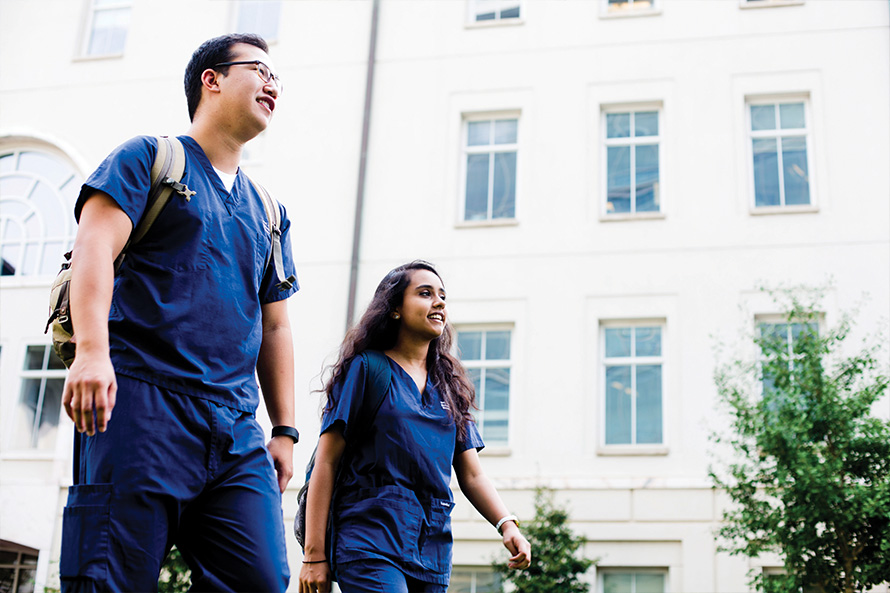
[214,43,281,136]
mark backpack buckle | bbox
[163,177,196,201]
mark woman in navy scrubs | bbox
[299,261,531,593]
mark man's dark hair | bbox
[184,33,269,122]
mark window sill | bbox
[456,218,519,229]
[480,446,512,457]
[750,204,818,216]
[465,18,525,29]
[599,212,665,222]
[72,52,126,62]
[597,444,669,456]
[740,0,804,9]
[600,8,663,19]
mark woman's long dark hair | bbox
[323,261,477,440]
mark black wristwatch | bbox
[271,425,299,443]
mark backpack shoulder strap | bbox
[245,175,297,292]
[114,135,192,272]
[360,350,392,422]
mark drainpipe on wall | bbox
[345,0,381,330]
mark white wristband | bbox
[495,514,519,534]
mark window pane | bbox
[36,378,63,451]
[458,331,483,360]
[88,7,130,55]
[18,152,69,187]
[605,366,632,444]
[500,4,520,18]
[467,368,482,404]
[607,146,631,214]
[637,574,666,593]
[751,104,776,131]
[636,364,663,444]
[448,570,473,592]
[14,378,41,448]
[635,144,659,212]
[752,138,780,207]
[485,331,511,360]
[494,119,518,144]
[605,327,631,358]
[30,181,67,235]
[779,102,805,129]
[603,573,633,593]
[236,0,282,41]
[484,368,510,412]
[492,152,516,219]
[465,154,490,220]
[24,345,47,370]
[468,121,491,147]
[635,111,658,137]
[782,136,810,205]
[607,113,631,139]
[634,327,661,356]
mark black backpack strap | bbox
[114,135,194,273]
[245,175,297,292]
[359,350,391,423]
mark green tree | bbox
[710,290,890,593]
[495,488,595,593]
[158,546,191,593]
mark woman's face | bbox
[394,269,447,341]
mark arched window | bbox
[0,144,82,277]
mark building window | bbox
[749,101,811,208]
[603,325,663,445]
[604,110,660,215]
[449,566,502,592]
[10,345,66,451]
[457,328,512,446]
[83,0,131,56]
[235,0,282,43]
[602,570,667,593]
[0,147,81,277]
[605,0,655,14]
[469,0,521,22]
[463,118,518,222]
[0,546,39,593]
[758,320,818,393]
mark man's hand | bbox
[63,351,117,436]
[268,435,294,493]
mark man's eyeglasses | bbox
[214,60,284,95]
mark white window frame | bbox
[600,0,661,18]
[746,96,816,213]
[0,545,40,593]
[6,344,67,454]
[601,105,663,219]
[456,325,513,448]
[232,0,283,43]
[466,0,524,26]
[600,320,666,452]
[599,568,670,593]
[459,113,520,226]
[0,146,81,282]
[755,314,821,395]
[80,0,132,58]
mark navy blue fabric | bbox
[60,375,289,593]
[74,135,299,412]
[321,355,484,585]
[335,559,448,593]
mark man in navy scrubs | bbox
[59,34,299,592]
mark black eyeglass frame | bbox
[214,60,283,94]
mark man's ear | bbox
[201,68,221,93]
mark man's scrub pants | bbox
[60,375,290,593]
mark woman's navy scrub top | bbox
[320,354,485,585]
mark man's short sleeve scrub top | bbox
[75,135,299,413]
[321,355,485,585]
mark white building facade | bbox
[1,1,888,591]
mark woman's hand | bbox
[501,522,532,570]
[298,560,332,593]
